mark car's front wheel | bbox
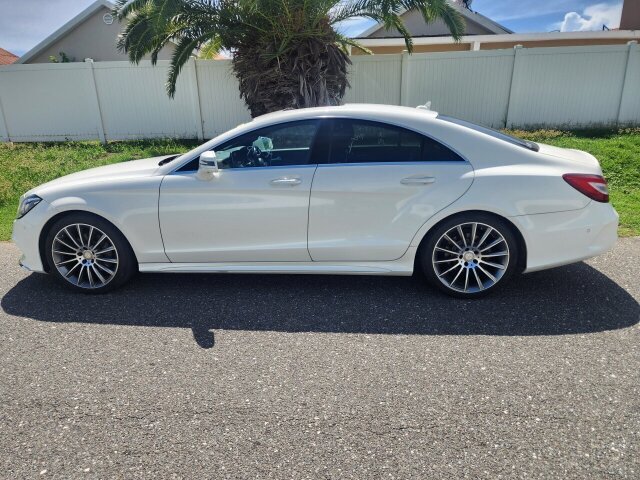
[420,213,520,298]
[44,213,136,293]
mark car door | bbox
[159,120,320,263]
[308,118,474,261]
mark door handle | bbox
[400,176,435,185]
[270,176,302,186]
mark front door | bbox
[159,120,320,263]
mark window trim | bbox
[170,115,469,174]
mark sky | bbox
[0,0,625,57]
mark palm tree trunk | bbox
[233,35,351,117]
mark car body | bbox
[12,104,618,297]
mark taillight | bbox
[562,174,609,203]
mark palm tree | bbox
[115,0,464,117]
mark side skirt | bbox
[139,247,418,276]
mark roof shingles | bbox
[0,48,18,65]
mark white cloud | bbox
[558,2,622,32]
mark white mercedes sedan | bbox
[12,104,618,298]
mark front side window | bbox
[326,119,463,164]
[177,120,320,172]
[214,120,319,169]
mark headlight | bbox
[16,194,42,219]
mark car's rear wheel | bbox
[45,213,136,293]
[420,213,519,298]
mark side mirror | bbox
[197,151,218,180]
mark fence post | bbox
[86,61,107,143]
[504,44,523,129]
[189,58,205,141]
[400,51,411,106]
[0,88,9,142]
[617,41,638,125]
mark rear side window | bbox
[326,119,463,164]
[438,115,540,152]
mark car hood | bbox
[28,155,174,198]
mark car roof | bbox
[250,104,439,127]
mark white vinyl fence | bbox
[0,43,638,142]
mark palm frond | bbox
[334,32,372,55]
[166,36,201,97]
[114,0,157,20]
[198,38,223,59]
[116,7,158,63]
[115,0,464,113]
[401,0,465,40]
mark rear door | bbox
[308,118,474,261]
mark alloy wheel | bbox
[51,223,119,289]
[432,222,510,293]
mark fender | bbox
[45,189,169,264]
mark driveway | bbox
[0,239,638,478]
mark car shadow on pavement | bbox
[2,261,638,348]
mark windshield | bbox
[438,115,539,152]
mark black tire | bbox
[418,213,520,299]
[44,212,137,294]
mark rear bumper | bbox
[512,201,618,273]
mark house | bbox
[620,0,640,30]
[16,0,175,64]
[0,48,18,65]
[353,0,511,54]
[352,0,640,54]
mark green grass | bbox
[0,130,638,240]
[0,140,197,240]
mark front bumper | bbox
[512,201,619,273]
[18,257,34,272]
[11,200,50,273]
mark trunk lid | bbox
[536,144,603,174]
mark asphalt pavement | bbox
[0,239,638,479]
